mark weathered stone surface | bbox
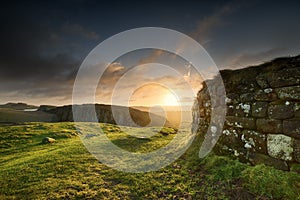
[42,137,56,144]
[254,89,278,101]
[192,55,300,171]
[38,105,56,112]
[240,93,255,102]
[226,93,240,104]
[267,134,293,161]
[275,86,300,100]
[283,119,300,139]
[248,152,289,171]
[203,100,211,108]
[48,104,170,127]
[252,102,268,118]
[268,103,294,119]
[227,103,251,117]
[221,67,259,94]
[294,102,300,117]
[241,130,267,154]
[226,116,256,129]
[199,108,206,117]
[238,103,251,115]
[256,73,269,89]
[293,139,300,163]
[256,119,283,133]
[214,128,243,156]
[198,88,210,101]
[269,67,300,88]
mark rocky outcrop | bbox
[42,137,56,144]
[38,105,57,112]
[45,104,171,127]
[192,55,300,171]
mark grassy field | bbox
[0,122,299,199]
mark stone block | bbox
[283,119,300,139]
[198,90,210,101]
[227,103,251,117]
[241,130,267,154]
[293,139,300,163]
[268,67,300,88]
[275,86,300,100]
[248,152,289,171]
[203,100,211,108]
[216,128,242,151]
[226,93,240,104]
[256,73,269,89]
[199,108,206,117]
[240,93,255,102]
[267,134,293,161]
[294,102,300,117]
[268,103,294,119]
[256,119,283,133]
[42,137,56,144]
[254,89,278,101]
[252,102,268,118]
[226,116,256,129]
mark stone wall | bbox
[192,56,300,171]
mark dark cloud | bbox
[0,4,100,104]
[0,0,300,105]
[62,23,100,40]
[226,48,287,69]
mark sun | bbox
[163,93,179,106]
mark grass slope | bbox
[0,123,299,199]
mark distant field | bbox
[133,106,192,128]
[0,122,299,199]
[0,108,55,123]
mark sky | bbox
[1,0,300,107]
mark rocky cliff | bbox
[43,104,171,127]
[192,55,300,171]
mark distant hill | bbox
[0,108,55,123]
[132,106,192,128]
[44,104,171,127]
[0,103,176,127]
[0,102,38,110]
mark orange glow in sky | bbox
[129,83,179,107]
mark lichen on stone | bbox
[264,88,273,93]
[222,129,238,137]
[225,97,232,104]
[238,103,251,114]
[267,134,293,161]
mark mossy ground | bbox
[0,122,299,199]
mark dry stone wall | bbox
[192,56,300,171]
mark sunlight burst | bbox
[163,93,179,106]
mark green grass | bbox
[0,122,299,199]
